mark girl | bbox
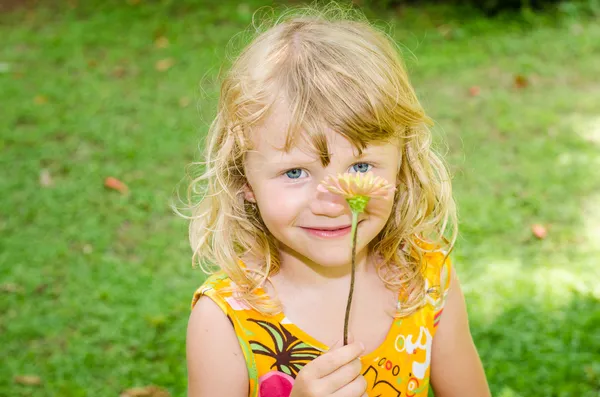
[184,3,490,397]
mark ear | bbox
[242,183,256,203]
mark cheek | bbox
[255,183,309,223]
[365,191,395,221]
[381,168,399,188]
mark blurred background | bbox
[1,0,599,396]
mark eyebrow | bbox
[269,150,379,166]
[268,158,321,167]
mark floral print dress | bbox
[191,251,452,397]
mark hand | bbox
[290,338,368,397]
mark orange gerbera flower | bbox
[318,171,395,346]
[318,172,395,212]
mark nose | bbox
[309,186,348,217]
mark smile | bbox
[299,220,363,239]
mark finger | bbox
[322,358,363,392]
[331,333,354,351]
[330,338,343,351]
[330,374,367,397]
[313,341,365,378]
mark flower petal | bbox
[319,172,394,200]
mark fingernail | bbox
[359,342,365,351]
[317,183,327,193]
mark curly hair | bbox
[175,2,458,317]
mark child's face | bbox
[243,108,399,269]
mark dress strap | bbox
[422,250,453,330]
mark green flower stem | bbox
[343,194,370,346]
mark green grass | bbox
[1,1,599,396]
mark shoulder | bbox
[429,275,491,395]
[186,295,249,397]
[420,246,491,395]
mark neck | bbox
[274,243,373,291]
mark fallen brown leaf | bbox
[514,74,528,89]
[34,95,47,105]
[40,168,53,187]
[531,224,547,239]
[104,177,129,194]
[154,36,169,49]
[584,365,597,381]
[153,26,167,41]
[14,375,42,386]
[468,86,481,97]
[437,24,452,38]
[120,385,171,397]
[155,58,174,72]
[112,66,127,79]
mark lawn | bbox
[1,1,599,396]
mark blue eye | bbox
[350,163,372,173]
[285,169,307,179]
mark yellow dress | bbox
[191,251,451,397]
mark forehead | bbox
[248,100,359,160]
[252,123,354,158]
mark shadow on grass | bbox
[471,292,600,396]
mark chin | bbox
[309,254,353,268]
[277,229,377,268]
[280,242,352,268]
[301,244,368,268]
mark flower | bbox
[318,172,395,213]
[317,171,396,345]
[318,172,394,199]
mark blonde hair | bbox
[176,2,458,317]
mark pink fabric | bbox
[258,371,295,397]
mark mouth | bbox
[299,220,364,239]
